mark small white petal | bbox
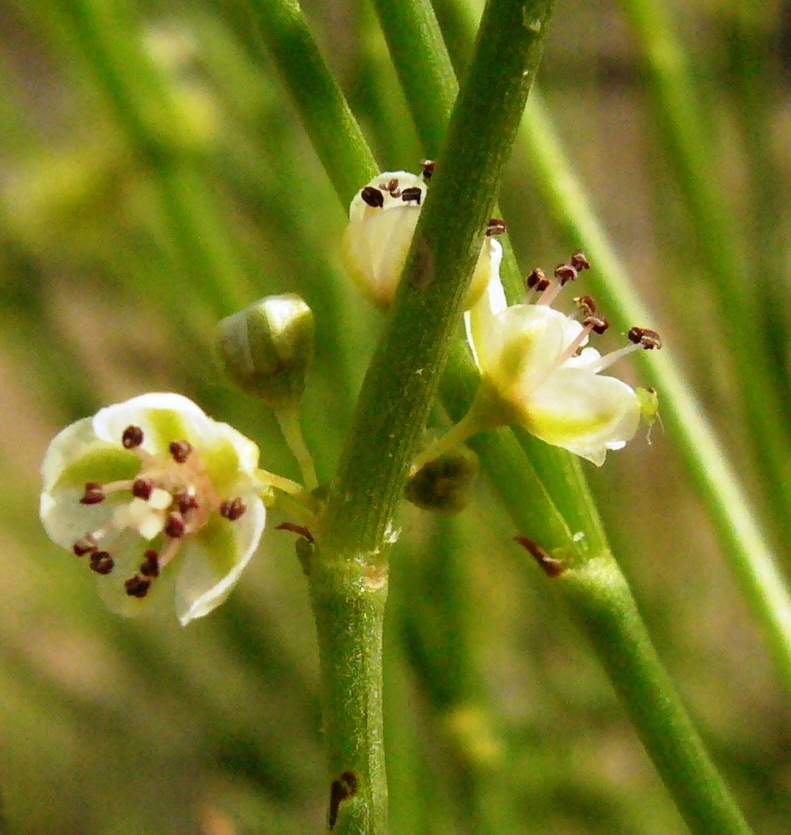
[176,497,266,625]
[93,393,212,453]
[524,368,641,465]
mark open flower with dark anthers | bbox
[40,393,267,625]
[463,252,661,465]
[341,169,503,310]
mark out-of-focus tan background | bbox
[1,0,790,832]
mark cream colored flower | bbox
[466,254,660,465]
[341,169,502,310]
[40,393,266,625]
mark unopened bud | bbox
[216,294,314,409]
[406,445,479,514]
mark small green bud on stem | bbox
[216,294,315,410]
[405,444,480,514]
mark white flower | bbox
[40,393,266,625]
[340,169,502,310]
[466,254,660,465]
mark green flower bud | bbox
[405,444,479,515]
[216,294,314,409]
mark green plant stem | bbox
[275,405,319,492]
[559,558,752,835]
[369,0,458,157]
[261,0,557,830]
[371,2,754,830]
[242,0,379,207]
[618,0,791,541]
[58,0,247,318]
[521,89,791,698]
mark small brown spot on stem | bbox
[328,771,358,830]
[514,536,566,577]
[411,236,435,291]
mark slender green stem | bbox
[369,0,458,157]
[275,405,319,492]
[409,396,491,475]
[251,0,757,831]
[618,0,791,541]
[242,0,378,207]
[60,0,247,317]
[559,558,752,835]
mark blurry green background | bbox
[1,0,790,832]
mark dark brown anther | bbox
[122,425,144,449]
[526,267,549,291]
[220,497,247,521]
[514,535,566,578]
[328,771,358,830]
[584,313,610,335]
[132,478,154,500]
[555,264,577,285]
[164,513,186,538]
[175,491,199,514]
[89,551,114,575]
[421,159,435,180]
[140,550,160,578]
[73,537,98,557]
[486,218,507,237]
[169,440,192,463]
[80,482,105,505]
[360,186,384,208]
[627,327,662,350]
[124,575,151,598]
[276,521,315,543]
[570,250,591,271]
[574,295,597,317]
[384,177,400,196]
[401,186,422,205]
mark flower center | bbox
[73,425,247,598]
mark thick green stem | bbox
[260,0,557,830]
[309,556,389,834]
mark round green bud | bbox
[405,445,479,515]
[216,294,314,409]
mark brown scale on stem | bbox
[514,535,566,577]
[276,521,314,543]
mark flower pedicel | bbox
[40,393,266,625]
